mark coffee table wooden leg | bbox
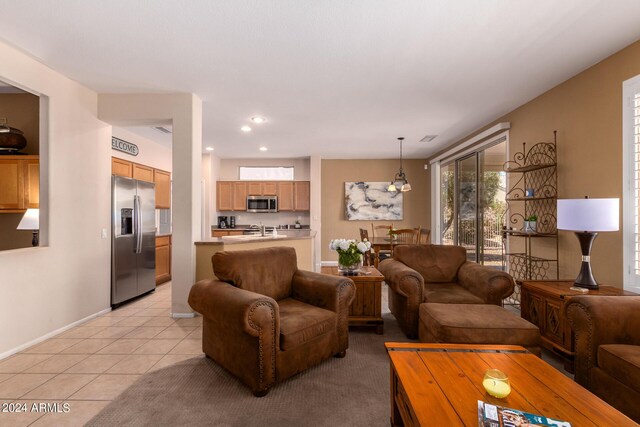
[390,366,403,426]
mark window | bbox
[239,166,294,180]
[623,74,640,293]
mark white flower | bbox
[357,242,368,253]
[339,240,351,251]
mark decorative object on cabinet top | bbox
[0,118,27,154]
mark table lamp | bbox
[17,208,39,246]
[557,198,619,289]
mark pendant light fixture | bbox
[388,137,411,192]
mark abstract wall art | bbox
[344,182,403,220]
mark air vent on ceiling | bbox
[420,135,438,143]
[154,126,172,134]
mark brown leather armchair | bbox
[188,246,356,396]
[565,296,640,422]
[378,244,514,338]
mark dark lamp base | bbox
[572,231,598,289]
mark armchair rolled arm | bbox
[292,270,355,313]
[565,296,640,388]
[457,262,514,305]
[378,258,424,301]
[189,279,280,337]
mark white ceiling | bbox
[0,0,639,159]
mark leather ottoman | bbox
[418,303,541,356]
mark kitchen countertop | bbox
[197,229,315,245]
[155,233,172,237]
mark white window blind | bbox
[623,75,640,293]
[634,92,640,277]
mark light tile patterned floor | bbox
[0,282,203,426]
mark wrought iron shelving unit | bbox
[502,132,559,307]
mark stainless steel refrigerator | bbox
[111,176,156,306]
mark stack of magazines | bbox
[477,401,572,427]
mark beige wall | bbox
[430,40,640,288]
[0,40,112,357]
[112,127,172,172]
[321,159,430,261]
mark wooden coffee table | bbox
[385,343,637,426]
[321,266,384,334]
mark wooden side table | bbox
[519,280,637,371]
[321,266,384,334]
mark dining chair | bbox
[359,228,374,266]
[390,228,421,244]
[371,223,393,238]
[416,227,431,244]
[371,223,393,263]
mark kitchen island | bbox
[195,230,316,282]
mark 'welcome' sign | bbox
[112,137,139,156]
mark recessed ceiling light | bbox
[259,146,267,151]
[205,146,214,151]
[241,125,252,132]
[251,116,266,124]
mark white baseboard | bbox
[321,261,339,267]
[0,307,112,361]
[171,312,196,318]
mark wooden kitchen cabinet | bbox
[154,169,171,209]
[294,181,310,211]
[277,181,310,211]
[217,182,233,211]
[132,163,154,183]
[216,181,248,211]
[212,229,244,237]
[247,181,277,196]
[232,182,247,210]
[0,156,39,212]
[155,235,171,285]
[111,157,133,178]
[277,182,294,211]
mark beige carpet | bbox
[87,313,408,427]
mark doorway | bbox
[440,140,506,268]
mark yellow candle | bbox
[482,378,512,398]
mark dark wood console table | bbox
[519,280,637,371]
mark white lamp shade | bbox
[557,198,619,232]
[17,208,39,230]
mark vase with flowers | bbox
[329,238,371,275]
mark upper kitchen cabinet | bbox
[154,169,171,209]
[277,181,310,212]
[112,157,133,178]
[0,156,39,211]
[247,181,277,196]
[294,181,310,211]
[277,182,294,211]
[216,181,248,211]
[132,163,154,183]
[233,182,247,211]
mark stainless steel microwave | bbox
[247,195,278,213]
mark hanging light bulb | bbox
[388,137,411,192]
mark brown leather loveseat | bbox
[188,246,356,396]
[566,296,640,422]
[379,244,514,338]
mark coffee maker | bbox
[229,215,236,228]
[217,216,228,229]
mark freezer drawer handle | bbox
[134,195,142,254]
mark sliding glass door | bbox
[439,141,506,267]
